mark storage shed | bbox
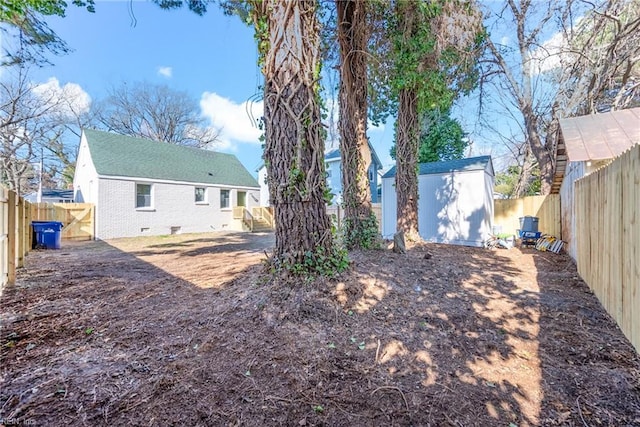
[382,155,494,247]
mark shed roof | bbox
[83,129,259,188]
[382,155,493,179]
[558,107,640,162]
[551,107,640,194]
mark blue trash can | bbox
[32,221,63,249]
[519,216,539,233]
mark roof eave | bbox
[96,174,260,189]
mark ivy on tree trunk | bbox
[337,0,377,249]
[251,0,342,275]
[395,87,420,240]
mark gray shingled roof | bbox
[382,155,493,178]
[83,129,259,188]
[324,143,383,170]
[325,149,341,160]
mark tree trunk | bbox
[337,0,374,249]
[255,0,334,266]
[395,88,420,240]
[392,1,421,241]
[522,105,554,194]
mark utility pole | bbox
[37,148,43,203]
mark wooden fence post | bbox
[25,201,32,252]
[7,190,16,285]
[16,196,24,268]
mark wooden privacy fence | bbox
[30,203,94,241]
[575,144,640,353]
[326,203,383,234]
[494,194,561,237]
[1,188,31,292]
[1,191,94,291]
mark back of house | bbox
[73,129,260,239]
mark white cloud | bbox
[157,66,173,78]
[200,92,263,149]
[200,92,385,152]
[529,31,568,74]
[323,96,385,150]
[33,77,91,118]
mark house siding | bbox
[326,159,342,203]
[258,166,269,206]
[95,178,259,239]
[369,163,379,203]
[326,158,380,204]
[381,176,397,237]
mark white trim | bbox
[220,188,231,209]
[98,174,260,190]
[194,186,207,204]
[135,182,154,209]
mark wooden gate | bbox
[30,203,95,241]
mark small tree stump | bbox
[393,232,406,254]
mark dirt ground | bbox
[1,231,639,426]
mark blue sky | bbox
[14,1,545,181]
[23,1,396,176]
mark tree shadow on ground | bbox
[532,251,640,425]
[0,234,270,425]
[322,244,543,426]
[1,234,638,426]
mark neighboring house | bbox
[24,189,74,203]
[257,142,383,206]
[257,164,269,208]
[554,107,640,260]
[73,129,260,240]
[381,155,494,247]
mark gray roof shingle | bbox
[382,155,493,178]
[83,129,259,188]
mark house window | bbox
[368,168,374,181]
[220,189,230,209]
[237,191,246,207]
[136,183,152,208]
[195,187,206,203]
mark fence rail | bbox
[575,144,640,352]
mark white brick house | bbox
[73,129,260,240]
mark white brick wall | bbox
[95,178,260,239]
